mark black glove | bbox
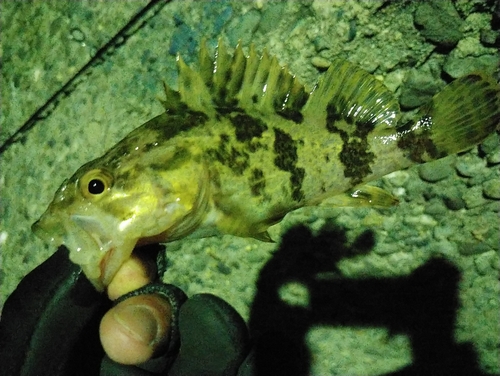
[0,247,252,376]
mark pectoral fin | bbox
[252,230,275,243]
[321,185,399,208]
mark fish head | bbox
[32,142,207,292]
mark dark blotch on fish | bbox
[229,112,268,142]
[273,128,305,201]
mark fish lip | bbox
[32,217,63,245]
[32,213,110,291]
[33,212,135,291]
[98,245,117,287]
[69,215,115,289]
[69,215,138,291]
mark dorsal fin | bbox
[301,59,401,128]
[175,53,216,116]
[161,39,309,120]
[162,39,400,130]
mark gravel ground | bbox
[1,1,499,375]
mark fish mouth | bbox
[32,214,135,292]
[68,215,114,290]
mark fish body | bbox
[33,41,500,291]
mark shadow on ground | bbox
[0,225,490,375]
[247,223,487,376]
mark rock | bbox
[486,151,500,165]
[311,56,331,70]
[413,0,462,48]
[442,187,466,210]
[418,158,454,182]
[384,170,410,187]
[383,69,405,93]
[443,37,500,78]
[403,214,437,227]
[479,28,499,47]
[424,199,447,216]
[458,241,491,256]
[433,225,454,241]
[429,240,456,258]
[483,179,500,200]
[473,251,496,275]
[463,186,487,209]
[374,243,400,255]
[455,154,486,177]
[444,54,500,78]
[399,68,442,109]
[479,133,500,155]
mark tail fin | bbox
[399,73,499,163]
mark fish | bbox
[32,40,500,292]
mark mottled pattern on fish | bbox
[32,40,500,291]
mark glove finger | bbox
[169,293,250,376]
[100,283,186,376]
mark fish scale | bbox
[32,40,500,291]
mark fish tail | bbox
[398,73,500,163]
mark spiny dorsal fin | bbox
[162,39,309,120]
[163,39,401,130]
[302,59,401,128]
[176,53,216,117]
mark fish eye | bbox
[88,179,105,194]
[79,169,113,199]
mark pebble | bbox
[424,199,447,216]
[433,225,454,241]
[474,251,496,276]
[482,179,500,200]
[442,187,466,211]
[279,281,310,308]
[403,214,437,227]
[487,151,500,165]
[384,170,410,187]
[479,133,500,156]
[455,154,486,177]
[458,241,491,256]
[463,186,487,209]
[482,227,500,250]
[429,240,456,258]
[311,56,331,70]
[418,159,454,182]
[467,171,491,187]
[374,243,400,255]
[70,27,85,42]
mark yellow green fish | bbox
[32,40,500,291]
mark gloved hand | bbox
[0,246,252,376]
